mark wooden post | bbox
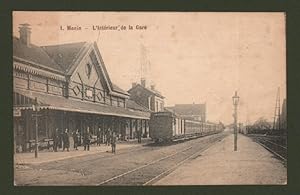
[14,120,17,154]
[34,110,38,158]
[45,110,48,137]
[92,115,95,135]
[80,115,83,145]
[129,119,133,139]
[93,86,96,102]
[27,73,30,89]
[25,110,30,151]
[102,117,105,143]
[135,119,138,139]
[144,120,147,137]
[46,78,49,93]
[140,119,143,139]
[82,83,84,100]
[33,97,39,158]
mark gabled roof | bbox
[13,37,129,97]
[41,42,88,73]
[166,103,206,116]
[128,83,164,98]
[13,37,64,73]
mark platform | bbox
[14,138,152,165]
[154,134,287,185]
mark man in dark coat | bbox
[58,129,63,149]
[83,127,92,151]
[96,127,101,146]
[53,128,60,152]
[111,131,117,154]
[137,130,142,143]
[72,129,79,150]
[106,128,111,146]
[62,128,70,152]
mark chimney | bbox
[141,78,146,87]
[132,82,137,88]
[19,23,31,47]
[150,84,155,90]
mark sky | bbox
[13,12,286,125]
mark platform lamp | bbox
[32,97,40,158]
[232,91,240,151]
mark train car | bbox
[184,119,202,135]
[149,111,185,142]
[149,111,224,142]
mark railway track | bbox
[248,134,287,162]
[97,133,228,186]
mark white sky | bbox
[13,12,286,125]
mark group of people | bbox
[52,127,117,154]
[52,128,71,152]
[96,128,117,153]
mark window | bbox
[86,89,93,98]
[85,63,92,79]
[112,96,118,106]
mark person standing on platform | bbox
[111,131,117,154]
[83,127,92,151]
[58,128,63,149]
[62,128,70,152]
[137,130,142,143]
[53,128,59,152]
[72,129,79,150]
[106,128,111,146]
[96,127,101,146]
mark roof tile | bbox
[13,37,64,72]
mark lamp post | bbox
[32,97,40,158]
[232,91,240,151]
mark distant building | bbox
[128,78,165,112]
[166,103,206,122]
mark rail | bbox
[97,133,228,185]
[247,134,287,162]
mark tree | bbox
[252,117,272,130]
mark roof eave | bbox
[13,56,66,81]
[110,91,130,99]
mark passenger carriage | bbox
[149,111,224,143]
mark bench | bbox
[27,138,54,151]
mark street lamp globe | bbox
[232,91,240,106]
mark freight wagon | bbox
[149,111,223,142]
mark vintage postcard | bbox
[13,11,286,186]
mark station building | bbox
[13,24,151,152]
[166,103,206,122]
[128,79,165,113]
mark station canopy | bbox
[13,89,150,119]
